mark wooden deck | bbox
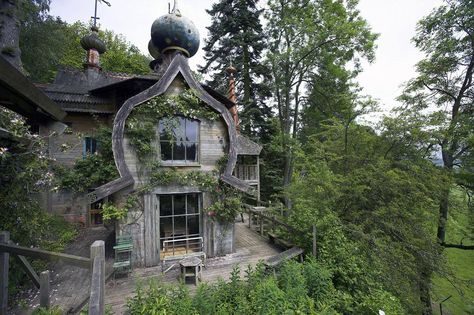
[104,217,281,314]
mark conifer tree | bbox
[199,0,271,138]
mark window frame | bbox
[158,116,200,165]
[83,136,98,158]
[158,193,202,248]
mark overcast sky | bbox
[49,0,443,114]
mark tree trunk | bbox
[419,272,433,315]
[436,186,450,243]
[0,0,22,69]
[437,148,453,244]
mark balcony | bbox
[234,164,259,183]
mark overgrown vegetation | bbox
[125,89,219,165]
[54,125,118,193]
[0,108,77,294]
[127,260,404,314]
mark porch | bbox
[104,215,281,314]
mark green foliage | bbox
[284,118,445,313]
[102,201,127,221]
[20,17,150,83]
[206,197,241,224]
[397,0,474,244]
[32,306,62,315]
[127,260,336,315]
[54,125,118,193]
[200,0,272,138]
[0,108,77,294]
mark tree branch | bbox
[441,242,474,250]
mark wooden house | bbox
[41,4,261,267]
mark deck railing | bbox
[243,205,317,257]
[234,164,259,181]
[0,231,105,315]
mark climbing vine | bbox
[120,91,242,224]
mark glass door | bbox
[158,193,201,259]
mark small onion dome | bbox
[226,65,237,74]
[150,11,200,58]
[80,29,107,54]
[148,39,161,60]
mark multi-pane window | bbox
[158,193,200,250]
[159,117,198,162]
[83,137,97,158]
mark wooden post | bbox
[39,270,50,309]
[0,231,9,315]
[259,213,264,236]
[248,207,251,229]
[89,240,105,315]
[312,225,317,258]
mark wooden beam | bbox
[89,241,105,315]
[14,254,40,288]
[0,56,66,122]
[0,243,91,269]
[0,232,9,315]
[39,270,50,309]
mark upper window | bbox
[83,137,97,158]
[159,117,199,162]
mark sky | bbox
[49,0,443,114]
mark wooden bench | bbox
[264,246,304,269]
[161,237,206,274]
[267,232,293,250]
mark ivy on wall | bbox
[117,90,242,224]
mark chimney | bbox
[226,65,240,132]
[80,26,106,71]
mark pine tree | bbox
[199,0,271,138]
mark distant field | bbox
[432,249,474,314]
[432,189,474,315]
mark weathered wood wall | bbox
[42,113,111,219]
[118,80,232,267]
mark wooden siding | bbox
[45,113,110,167]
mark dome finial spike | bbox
[171,0,181,16]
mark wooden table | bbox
[179,256,202,285]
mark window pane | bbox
[160,217,173,240]
[159,122,172,141]
[174,117,186,141]
[186,120,198,142]
[187,194,198,214]
[188,215,199,236]
[174,216,186,238]
[160,195,172,217]
[160,142,172,160]
[186,143,197,162]
[173,141,185,160]
[174,194,186,215]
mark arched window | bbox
[159,117,199,162]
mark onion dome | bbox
[148,39,161,60]
[80,27,107,54]
[150,3,200,58]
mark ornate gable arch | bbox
[112,52,250,192]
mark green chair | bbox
[113,234,133,278]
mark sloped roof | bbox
[236,135,262,155]
[0,56,66,122]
